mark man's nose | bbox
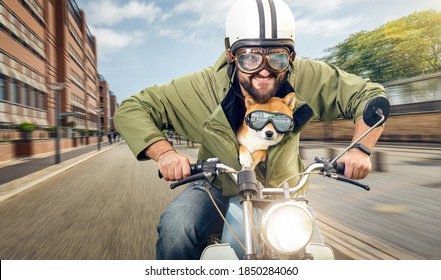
[258,68,272,77]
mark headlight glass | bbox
[260,201,313,254]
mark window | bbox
[39,91,46,110]
[29,87,36,107]
[20,83,27,105]
[34,88,39,109]
[0,75,5,100]
[10,79,18,103]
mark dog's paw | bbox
[239,152,253,169]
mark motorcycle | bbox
[163,96,390,260]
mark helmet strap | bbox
[227,63,236,84]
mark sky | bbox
[74,0,441,103]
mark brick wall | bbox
[300,112,441,143]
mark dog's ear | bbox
[244,96,255,108]
[284,93,296,110]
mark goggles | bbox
[233,48,292,74]
[245,110,294,134]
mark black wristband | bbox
[350,143,371,156]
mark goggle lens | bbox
[246,111,293,133]
[268,53,289,71]
[235,49,291,74]
[237,53,264,72]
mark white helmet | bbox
[225,0,296,55]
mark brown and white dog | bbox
[237,93,296,169]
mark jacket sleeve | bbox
[292,59,387,122]
[113,86,169,160]
[114,67,222,160]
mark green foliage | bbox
[17,122,36,131]
[78,129,89,135]
[65,121,76,128]
[321,10,441,83]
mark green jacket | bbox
[114,54,385,196]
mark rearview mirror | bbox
[363,96,390,127]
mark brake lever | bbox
[170,172,215,189]
[316,157,370,191]
[330,173,370,191]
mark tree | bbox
[321,10,441,83]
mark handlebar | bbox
[158,158,237,189]
[158,157,370,191]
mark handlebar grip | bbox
[158,162,201,179]
[333,162,345,175]
[331,162,370,191]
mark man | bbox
[114,0,386,259]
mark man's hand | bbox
[146,140,191,181]
[338,149,372,180]
[157,150,191,181]
[339,118,384,180]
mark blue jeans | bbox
[156,180,230,260]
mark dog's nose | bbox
[265,131,274,138]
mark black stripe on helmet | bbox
[268,0,277,38]
[255,0,265,38]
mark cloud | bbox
[91,28,145,60]
[296,16,364,37]
[171,0,235,28]
[157,28,185,39]
[82,0,163,26]
[287,0,344,14]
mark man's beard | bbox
[238,72,287,103]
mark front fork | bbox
[242,194,256,259]
[237,169,259,260]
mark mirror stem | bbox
[330,111,385,165]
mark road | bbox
[0,142,439,259]
[304,143,441,259]
[0,143,177,259]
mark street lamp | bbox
[96,109,102,151]
[49,82,64,164]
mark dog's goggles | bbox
[245,110,294,133]
[233,48,292,74]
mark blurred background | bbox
[0,0,440,260]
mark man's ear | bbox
[225,49,234,63]
[290,50,297,62]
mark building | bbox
[0,0,116,132]
[98,74,110,132]
[109,91,118,131]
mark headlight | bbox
[260,201,313,254]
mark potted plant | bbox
[17,122,36,140]
[78,129,88,145]
[45,126,56,138]
[64,121,76,138]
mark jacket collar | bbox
[221,76,315,133]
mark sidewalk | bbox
[0,141,123,202]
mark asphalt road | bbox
[0,142,439,260]
[0,143,178,259]
[304,143,441,259]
